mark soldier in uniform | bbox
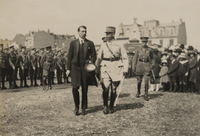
[132,37,155,101]
[0,44,7,89]
[4,47,9,82]
[39,48,45,86]
[18,46,29,87]
[41,46,54,90]
[61,51,68,83]
[56,50,63,84]
[30,48,39,87]
[8,46,18,89]
[96,26,128,114]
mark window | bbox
[148,40,152,45]
[170,39,174,46]
[160,30,163,36]
[171,28,174,35]
[160,40,162,45]
[149,30,152,37]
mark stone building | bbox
[25,30,54,48]
[116,18,187,48]
[12,34,26,47]
[0,39,12,48]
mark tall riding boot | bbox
[162,83,166,92]
[144,84,149,101]
[136,82,141,98]
[110,89,116,113]
[179,83,183,92]
[187,82,191,92]
[102,88,109,114]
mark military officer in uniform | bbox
[132,37,155,101]
[8,46,18,89]
[18,46,29,87]
[0,44,7,89]
[56,50,63,84]
[39,48,45,86]
[4,47,9,82]
[41,46,54,90]
[96,26,128,114]
[30,48,39,87]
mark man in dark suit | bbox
[66,25,97,115]
[168,53,180,92]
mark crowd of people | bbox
[0,44,70,91]
[127,44,200,93]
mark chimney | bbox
[47,29,50,33]
[179,19,183,23]
[133,17,137,24]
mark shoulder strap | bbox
[105,42,116,58]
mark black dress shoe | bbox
[144,95,149,101]
[136,92,140,98]
[74,108,79,116]
[34,84,39,87]
[103,106,109,114]
[109,108,115,114]
[82,109,87,115]
[14,85,20,88]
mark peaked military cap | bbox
[161,51,168,56]
[105,26,116,33]
[0,44,3,47]
[161,59,168,64]
[21,45,26,49]
[46,46,52,50]
[31,48,36,51]
[4,47,8,50]
[140,37,149,42]
[9,45,14,49]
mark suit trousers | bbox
[72,66,88,110]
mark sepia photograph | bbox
[0,0,200,135]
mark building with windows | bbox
[0,39,12,48]
[116,18,187,48]
[54,34,76,50]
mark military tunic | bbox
[96,40,128,82]
[132,46,154,82]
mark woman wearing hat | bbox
[177,53,189,92]
[159,59,169,91]
[187,50,197,92]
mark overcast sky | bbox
[0,0,200,49]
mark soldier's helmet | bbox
[187,45,194,51]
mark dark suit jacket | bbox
[67,39,97,87]
[168,59,180,77]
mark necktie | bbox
[80,40,84,65]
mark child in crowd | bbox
[159,59,169,91]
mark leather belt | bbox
[103,58,120,61]
[139,59,149,62]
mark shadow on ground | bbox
[148,93,163,99]
[87,102,144,114]
[119,93,130,98]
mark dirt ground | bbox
[0,78,200,136]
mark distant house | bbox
[54,34,76,51]
[13,34,26,47]
[0,39,12,48]
[25,30,54,48]
[116,18,187,48]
